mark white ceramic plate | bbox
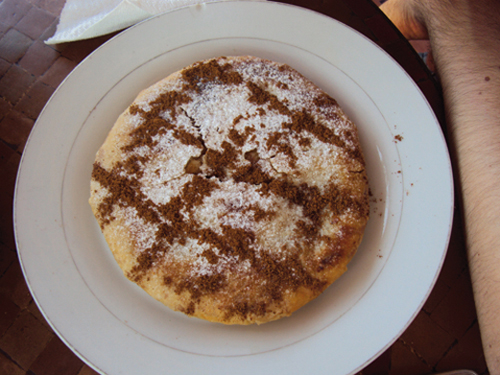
[14,2,453,374]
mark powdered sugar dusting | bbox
[121,206,158,252]
[90,56,369,323]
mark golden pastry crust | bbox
[89,56,369,325]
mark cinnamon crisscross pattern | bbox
[89,56,369,324]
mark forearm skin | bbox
[423,1,500,372]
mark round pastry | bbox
[89,56,369,325]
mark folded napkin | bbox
[46,0,262,44]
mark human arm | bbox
[380,0,500,372]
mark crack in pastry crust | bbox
[89,56,369,325]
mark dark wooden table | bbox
[0,0,488,374]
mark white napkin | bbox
[46,0,256,44]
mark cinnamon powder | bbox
[92,57,368,320]
[246,81,291,116]
[181,59,243,92]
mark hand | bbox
[379,0,434,70]
[380,0,428,40]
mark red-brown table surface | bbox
[0,0,488,374]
